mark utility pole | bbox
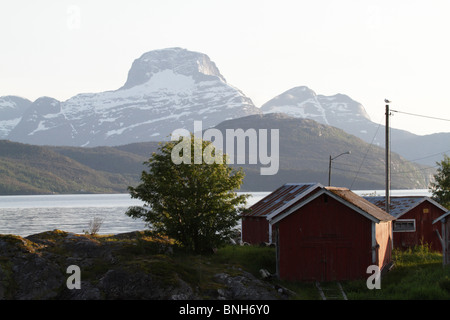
[385,100,391,214]
[328,155,332,187]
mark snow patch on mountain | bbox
[0,118,22,138]
[0,96,32,138]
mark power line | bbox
[335,107,448,186]
[391,164,440,175]
[330,161,355,167]
[350,118,383,189]
[389,108,450,164]
[383,108,449,174]
[332,166,379,175]
[398,149,450,164]
[332,161,439,176]
[351,147,450,165]
[391,109,450,122]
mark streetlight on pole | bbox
[328,151,351,186]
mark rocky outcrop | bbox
[0,230,288,300]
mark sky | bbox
[1,0,450,136]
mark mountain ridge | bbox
[261,85,449,166]
[210,113,433,191]
[0,114,434,194]
[0,48,448,168]
[5,47,261,147]
[0,140,138,195]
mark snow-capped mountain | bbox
[0,96,32,139]
[261,86,419,145]
[2,49,447,168]
[7,48,260,147]
[260,86,450,167]
[260,86,379,143]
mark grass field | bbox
[342,244,450,300]
[213,243,450,300]
[78,232,450,300]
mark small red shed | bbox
[433,211,450,265]
[241,183,321,244]
[364,196,448,252]
[266,186,395,281]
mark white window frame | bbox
[393,219,416,232]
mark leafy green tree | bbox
[430,154,450,209]
[126,134,248,253]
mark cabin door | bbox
[323,242,353,281]
[301,240,353,281]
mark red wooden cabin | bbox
[364,196,448,252]
[246,184,395,281]
[241,183,321,244]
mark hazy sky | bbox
[1,0,450,135]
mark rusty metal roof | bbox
[327,188,395,222]
[267,186,396,224]
[245,183,395,223]
[243,183,320,217]
[363,196,447,219]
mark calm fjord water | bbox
[0,190,430,236]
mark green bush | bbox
[393,242,442,266]
[439,276,450,293]
[213,245,276,276]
